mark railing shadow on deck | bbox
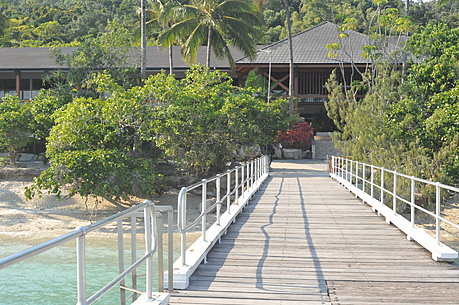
[185,179,269,290]
[185,165,329,296]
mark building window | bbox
[0,79,16,99]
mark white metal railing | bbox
[0,200,174,305]
[177,155,269,267]
[329,156,459,261]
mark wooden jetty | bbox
[169,160,459,305]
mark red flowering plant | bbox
[275,122,314,150]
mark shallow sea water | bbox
[0,233,192,305]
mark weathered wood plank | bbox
[170,160,459,305]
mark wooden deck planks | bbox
[169,160,459,305]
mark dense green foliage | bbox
[27,27,139,144]
[0,96,33,164]
[326,23,459,185]
[0,0,138,46]
[151,67,289,173]
[1,0,457,47]
[25,73,162,199]
[25,67,289,199]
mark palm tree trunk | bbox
[283,0,294,115]
[206,27,212,67]
[140,0,147,79]
[169,45,174,75]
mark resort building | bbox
[0,46,243,100]
[235,21,378,130]
[0,22,401,131]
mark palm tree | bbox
[145,0,180,75]
[140,0,147,79]
[159,0,261,67]
[283,0,294,115]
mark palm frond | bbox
[216,0,256,15]
[218,18,258,59]
[160,4,201,24]
[158,17,199,47]
[181,22,208,64]
[210,31,235,67]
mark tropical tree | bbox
[0,96,33,165]
[159,0,262,67]
[144,0,181,74]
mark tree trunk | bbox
[169,45,174,75]
[283,0,294,116]
[140,0,147,79]
[9,150,17,167]
[206,27,212,67]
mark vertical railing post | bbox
[235,167,239,204]
[117,219,126,305]
[435,183,441,244]
[362,163,366,192]
[393,172,397,213]
[156,212,164,292]
[370,165,374,198]
[332,156,335,175]
[241,163,245,197]
[259,157,262,179]
[178,188,187,267]
[339,157,342,177]
[202,179,207,242]
[355,161,359,188]
[144,206,153,300]
[76,229,86,305]
[380,168,385,207]
[130,215,138,302]
[216,174,221,225]
[350,160,353,184]
[346,159,349,181]
[246,163,250,191]
[410,178,415,228]
[339,158,342,178]
[227,171,231,214]
[167,210,173,292]
[251,161,254,189]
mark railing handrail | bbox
[0,200,174,305]
[0,200,154,269]
[342,161,459,193]
[178,155,269,267]
[329,156,459,253]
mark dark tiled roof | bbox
[237,22,374,65]
[0,46,245,71]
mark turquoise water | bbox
[0,237,181,305]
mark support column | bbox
[294,66,299,113]
[15,71,21,97]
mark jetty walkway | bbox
[170,160,459,305]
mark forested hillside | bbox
[0,0,457,47]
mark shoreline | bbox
[0,180,206,247]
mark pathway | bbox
[170,160,459,305]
